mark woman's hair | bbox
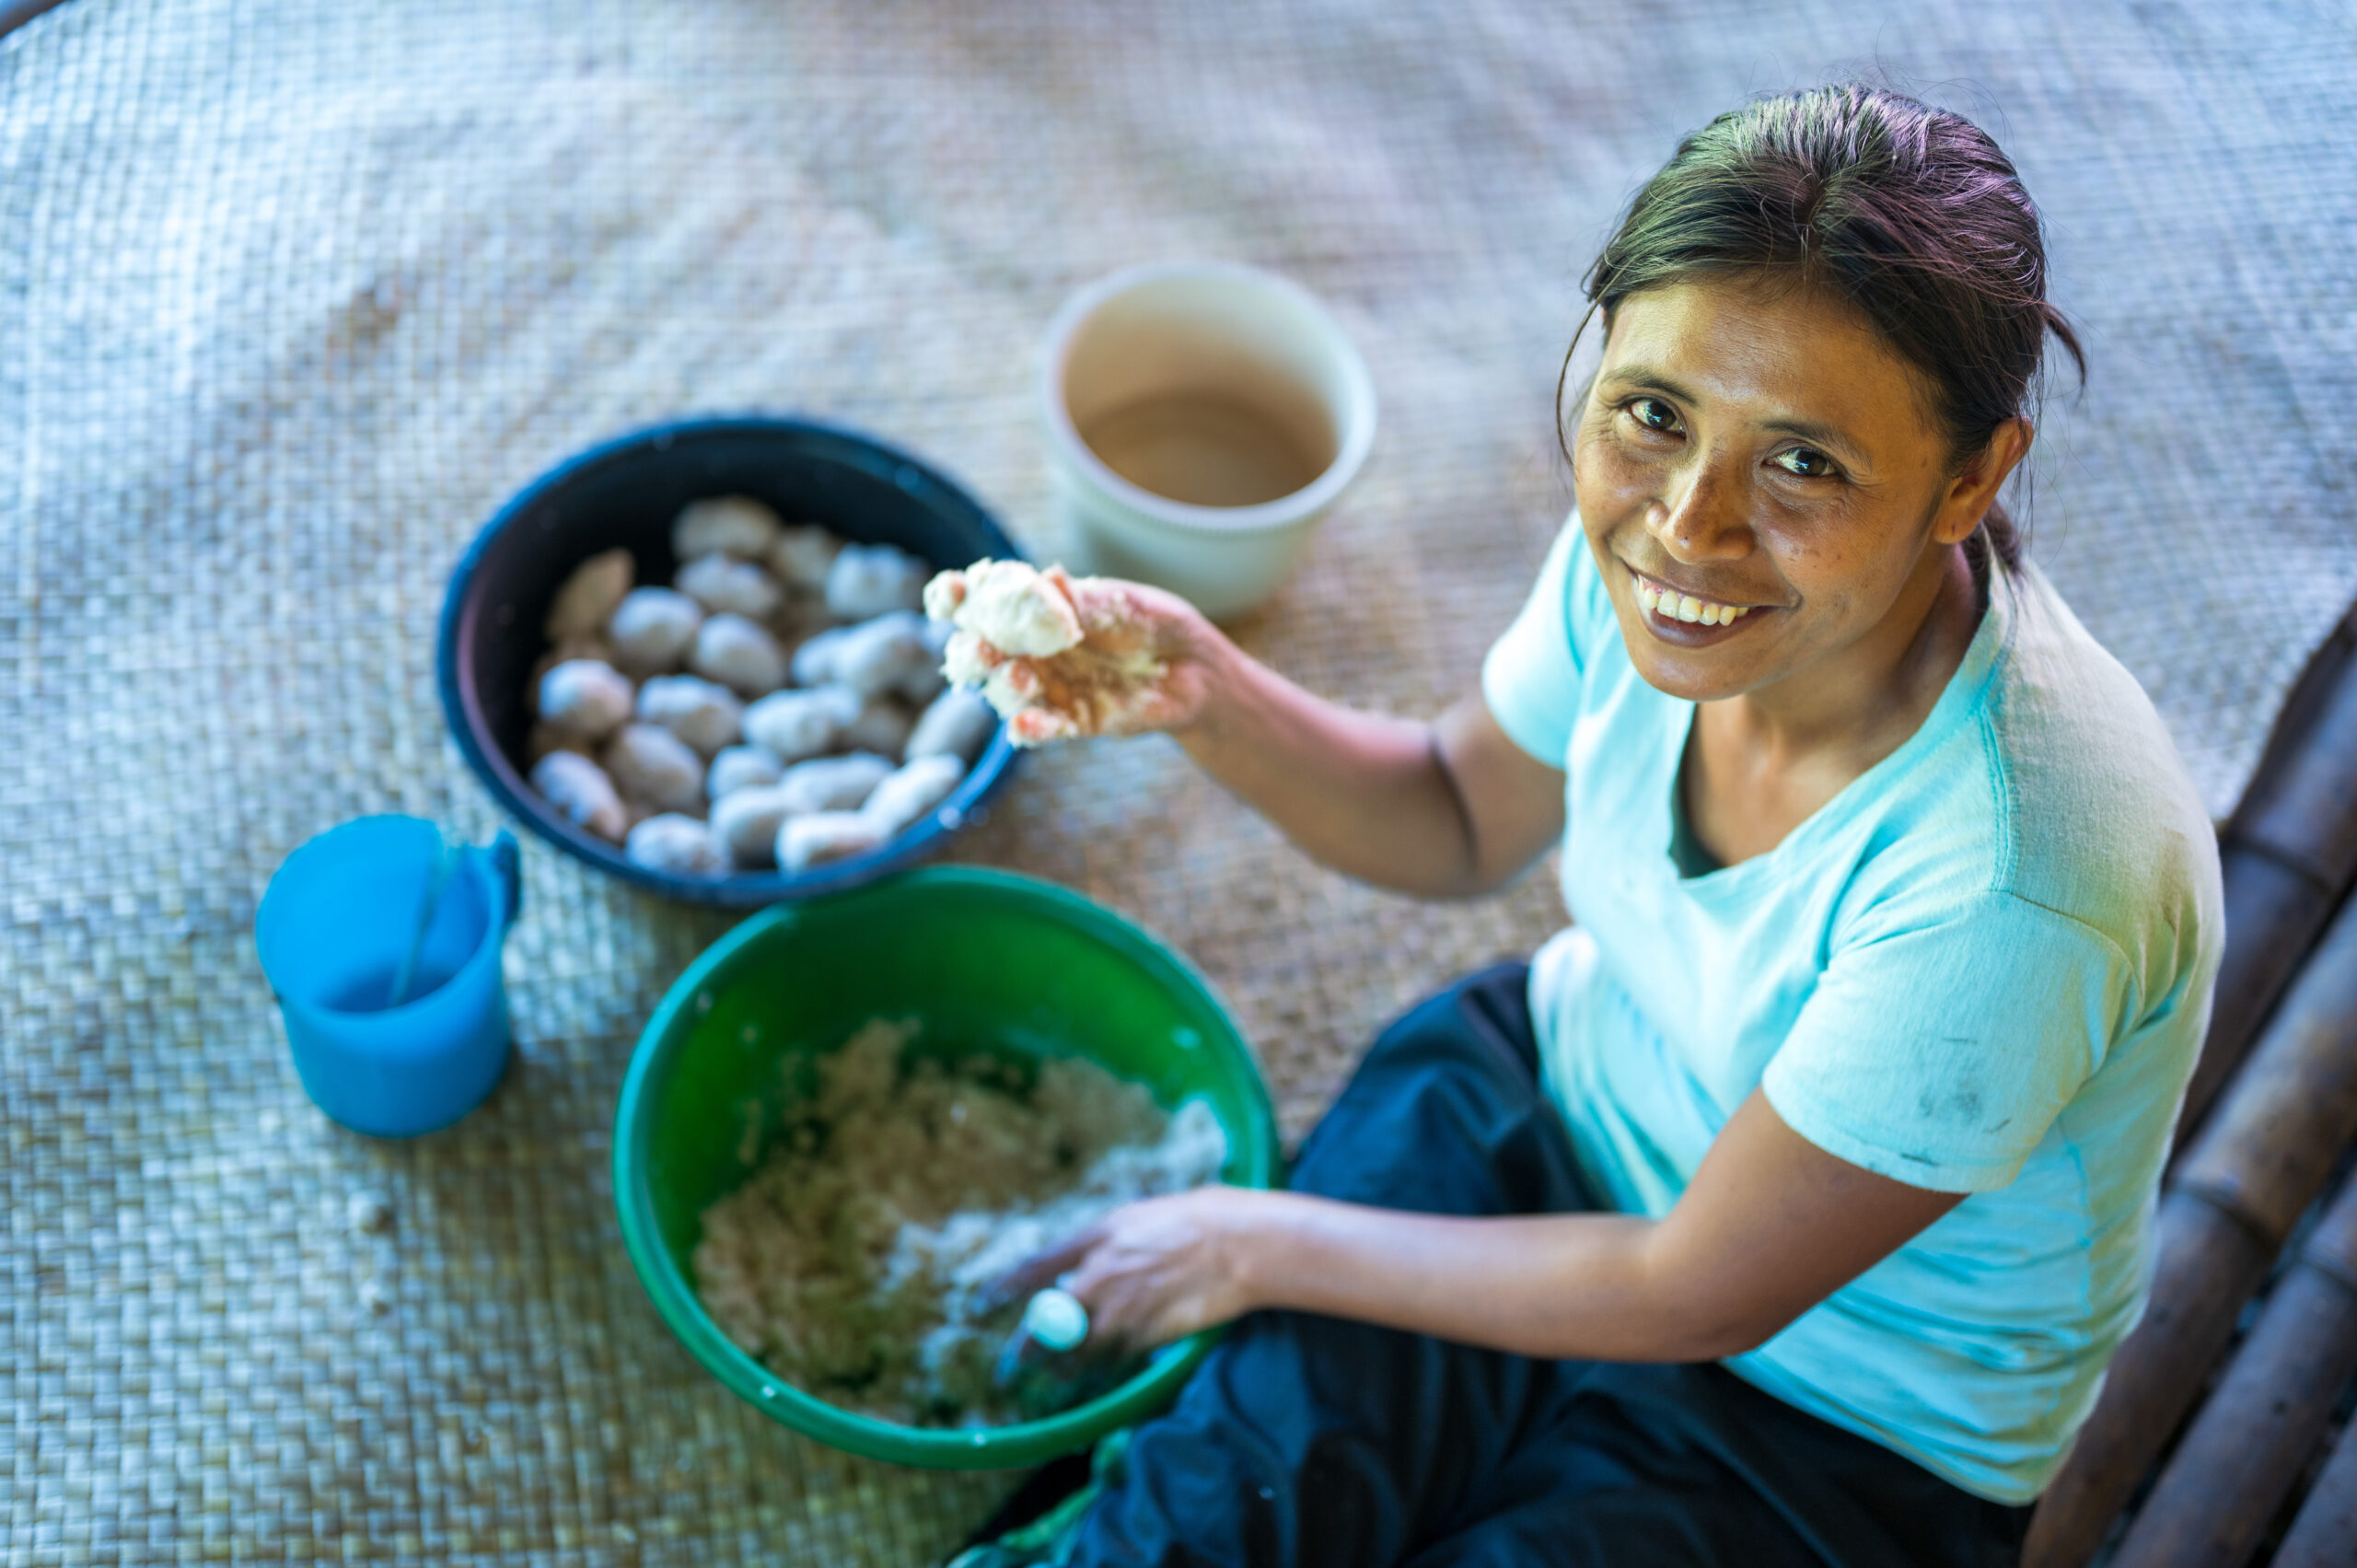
[1571,84,2084,571]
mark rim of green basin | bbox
[610,865,1280,1469]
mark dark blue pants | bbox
[1069,965,2033,1567]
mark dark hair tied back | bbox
[1579,85,2084,571]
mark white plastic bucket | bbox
[1040,261,1377,620]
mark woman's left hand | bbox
[988,1185,1267,1353]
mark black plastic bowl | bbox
[437,416,1023,906]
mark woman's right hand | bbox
[970,568,1231,744]
[935,556,1565,899]
[985,1184,1273,1354]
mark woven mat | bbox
[5,0,2354,1562]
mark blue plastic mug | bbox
[255,816,523,1136]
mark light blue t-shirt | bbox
[1480,518,2223,1504]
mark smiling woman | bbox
[1574,278,2038,865]
[950,86,2221,1568]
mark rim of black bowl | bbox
[437,414,1026,906]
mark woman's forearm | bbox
[1225,1191,1766,1364]
[1041,1097,1957,1362]
[1171,632,1489,897]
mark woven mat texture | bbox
[5,0,2354,1562]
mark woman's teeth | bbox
[1634,578,1751,627]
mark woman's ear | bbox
[1933,418,2035,545]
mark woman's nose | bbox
[1646,458,1751,563]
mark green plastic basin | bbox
[612,865,1279,1469]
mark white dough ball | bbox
[625,813,728,877]
[774,752,894,816]
[528,633,618,711]
[789,623,855,690]
[636,675,744,757]
[691,613,788,697]
[538,658,635,740]
[743,686,861,762]
[600,723,705,815]
[830,612,936,699]
[840,695,914,760]
[777,810,887,874]
[544,548,634,641]
[706,743,784,800]
[905,687,997,764]
[671,495,783,562]
[708,784,797,869]
[825,542,929,620]
[677,553,784,621]
[862,754,968,836]
[607,587,704,677]
[530,751,627,842]
[768,523,845,592]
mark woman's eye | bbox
[1774,446,1837,478]
[1626,398,1681,434]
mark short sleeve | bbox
[1480,517,1593,767]
[1761,894,2139,1193]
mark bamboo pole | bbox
[2107,1172,2357,1568]
[2235,614,2357,890]
[2182,846,2339,1137]
[2272,1412,2357,1568]
[2023,890,2357,1568]
[2178,614,2357,1138]
[2175,900,2357,1244]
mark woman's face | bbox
[1570,277,2014,706]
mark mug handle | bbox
[490,830,523,929]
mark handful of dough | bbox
[924,561,1167,746]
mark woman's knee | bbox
[1346,965,1539,1100]
[1286,967,1564,1214]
